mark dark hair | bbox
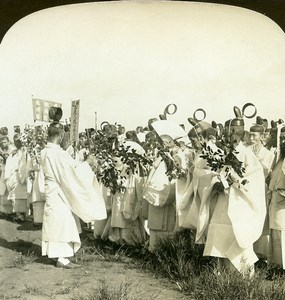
[48,122,64,138]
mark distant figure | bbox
[0,135,15,217]
[5,134,28,222]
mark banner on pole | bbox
[32,98,62,122]
[70,100,80,143]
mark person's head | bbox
[47,122,64,144]
[280,127,285,160]
[79,132,87,147]
[205,127,217,144]
[249,125,266,147]
[13,134,23,150]
[265,128,277,149]
[89,128,96,137]
[103,124,117,138]
[0,127,8,136]
[188,129,204,151]
[224,118,244,144]
[14,125,21,134]
[145,131,156,144]
[187,121,212,151]
[36,136,46,149]
[0,135,9,151]
[118,126,125,135]
[125,130,140,143]
[160,134,175,150]
[136,126,143,133]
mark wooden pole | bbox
[95,111,97,132]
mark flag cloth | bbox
[32,98,62,122]
[70,100,80,143]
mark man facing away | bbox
[40,122,106,268]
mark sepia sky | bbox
[1,1,285,133]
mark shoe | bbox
[56,261,81,269]
[32,222,42,228]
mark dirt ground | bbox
[0,217,187,300]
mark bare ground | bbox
[0,217,187,300]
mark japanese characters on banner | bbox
[32,98,62,122]
[70,100,80,143]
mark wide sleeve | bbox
[46,149,107,223]
[227,148,266,249]
[143,158,174,207]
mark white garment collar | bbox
[46,142,60,149]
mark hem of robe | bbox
[149,230,173,252]
[108,223,145,245]
[13,198,27,213]
[204,223,258,272]
[253,235,270,258]
[42,241,80,258]
[32,201,45,223]
[268,229,285,269]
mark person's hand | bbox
[29,170,35,180]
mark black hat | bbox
[256,116,268,129]
[225,106,245,127]
[225,118,244,127]
[49,107,63,122]
[249,124,266,134]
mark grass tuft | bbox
[11,250,37,268]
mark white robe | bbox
[5,149,28,213]
[109,141,146,245]
[268,159,285,268]
[41,142,106,258]
[27,157,45,223]
[249,144,274,258]
[0,145,15,214]
[143,157,176,250]
[179,143,218,243]
[204,142,266,272]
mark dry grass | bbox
[81,229,285,300]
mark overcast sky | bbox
[0,1,285,134]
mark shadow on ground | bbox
[0,237,53,265]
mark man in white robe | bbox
[248,124,274,264]
[203,118,266,275]
[40,122,106,268]
[5,134,28,221]
[0,135,15,216]
[143,134,177,251]
[178,123,217,242]
[109,138,147,245]
[27,138,46,226]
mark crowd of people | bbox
[1,104,285,276]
